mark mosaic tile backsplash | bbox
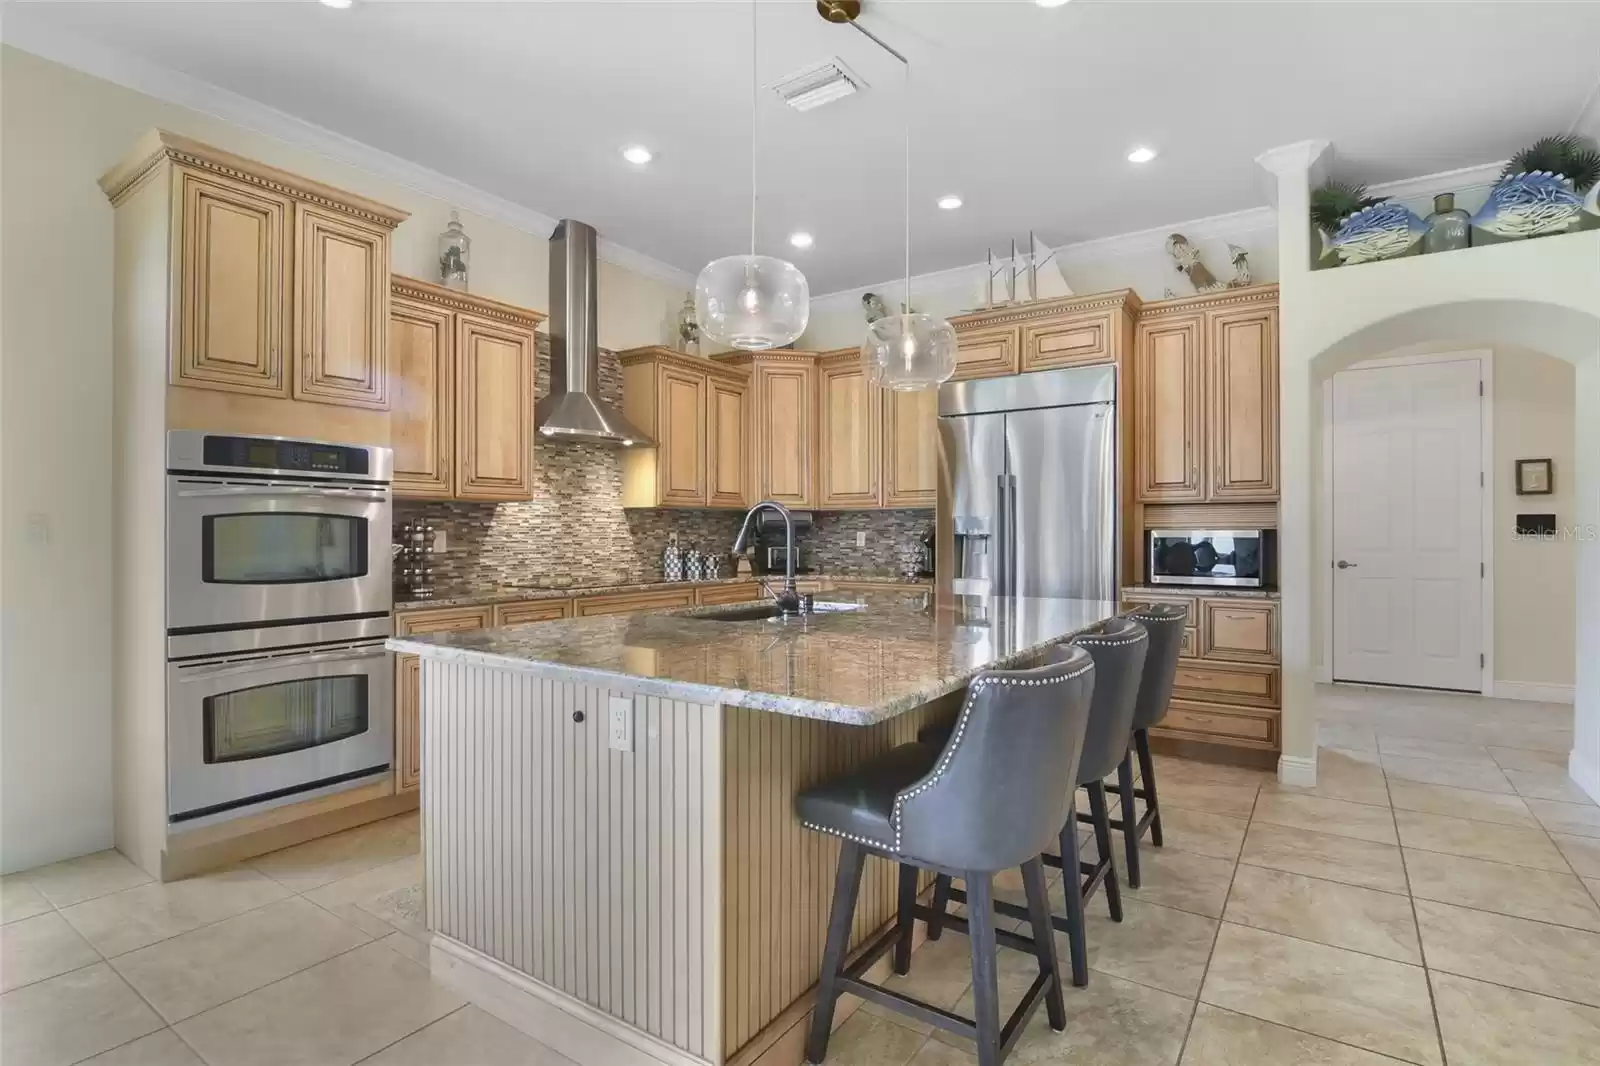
[394,336,934,596]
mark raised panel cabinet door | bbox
[1021,311,1113,371]
[1207,304,1279,500]
[294,205,390,409]
[174,168,291,396]
[396,654,421,794]
[755,363,815,508]
[708,375,749,508]
[818,359,881,508]
[658,367,708,505]
[389,296,454,498]
[952,325,1021,380]
[1135,315,1205,501]
[455,312,535,500]
[882,386,938,508]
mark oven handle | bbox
[175,485,389,500]
[174,646,390,679]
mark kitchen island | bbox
[389,588,1118,1066]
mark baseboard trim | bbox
[430,935,710,1066]
[1278,754,1318,788]
[1571,750,1600,807]
[1491,681,1575,704]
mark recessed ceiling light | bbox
[319,0,354,8]
[1127,146,1157,164]
[1036,0,1071,8]
[937,195,963,210]
[789,232,814,250]
[621,145,653,165]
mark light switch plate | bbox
[856,531,867,547]
[432,528,448,552]
[608,696,633,752]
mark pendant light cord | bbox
[750,0,758,257]
[843,17,912,316]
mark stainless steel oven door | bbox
[167,638,393,824]
[167,476,391,630]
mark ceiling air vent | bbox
[769,58,866,112]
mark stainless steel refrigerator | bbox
[937,364,1117,599]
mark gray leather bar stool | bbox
[1104,603,1187,889]
[796,649,1095,1066]
[921,619,1148,990]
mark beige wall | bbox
[0,46,684,872]
[1492,349,1577,690]
[798,227,1280,350]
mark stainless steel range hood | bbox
[534,219,654,447]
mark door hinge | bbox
[1479,381,1484,396]
[1480,653,1485,669]
[1480,471,1485,487]
[1481,562,1485,578]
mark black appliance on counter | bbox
[754,510,815,575]
[1147,528,1275,589]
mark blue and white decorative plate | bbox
[1470,171,1584,238]
[1329,202,1432,265]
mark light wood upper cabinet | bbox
[1135,314,1206,502]
[951,325,1020,380]
[389,295,454,498]
[707,374,749,509]
[174,168,291,397]
[619,347,748,509]
[456,312,535,500]
[817,354,881,508]
[1207,304,1279,501]
[745,355,817,509]
[294,205,389,409]
[1021,310,1114,372]
[882,384,938,508]
[658,367,709,506]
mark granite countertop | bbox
[394,573,931,612]
[389,589,1117,726]
[1122,584,1280,601]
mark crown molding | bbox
[1,21,696,289]
[1367,161,1506,202]
[1254,139,1333,178]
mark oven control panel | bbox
[201,435,370,476]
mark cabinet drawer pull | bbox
[1221,612,1259,621]
[1188,714,1214,724]
[1185,673,1214,681]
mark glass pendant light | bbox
[695,0,809,350]
[859,30,956,389]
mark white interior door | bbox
[1332,359,1484,691]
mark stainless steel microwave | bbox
[1147,529,1275,588]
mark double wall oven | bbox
[166,432,394,826]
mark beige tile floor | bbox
[2,684,1596,1065]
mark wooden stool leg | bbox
[1088,782,1123,923]
[965,872,1002,1066]
[1136,729,1163,847]
[1059,798,1089,987]
[806,840,866,1065]
[1117,752,1142,889]
[925,874,952,941]
[893,862,917,976]
[1021,857,1066,1032]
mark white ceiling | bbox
[10,0,1600,293]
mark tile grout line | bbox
[1385,758,1452,1066]
[1173,775,1259,1065]
[347,1003,473,1066]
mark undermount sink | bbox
[703,601,867,623]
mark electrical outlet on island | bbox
[856,531,867,547]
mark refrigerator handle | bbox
[1006,474,1019,597]
[995,473,1008,596]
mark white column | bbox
[1255,140,1331,788]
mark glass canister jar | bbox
[1423,193,1471,254]
[438,211,471,290]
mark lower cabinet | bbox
[1124,589,1281,754]
[695,583,768,606]
[574,587,698,617]
[393,604,493,794]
